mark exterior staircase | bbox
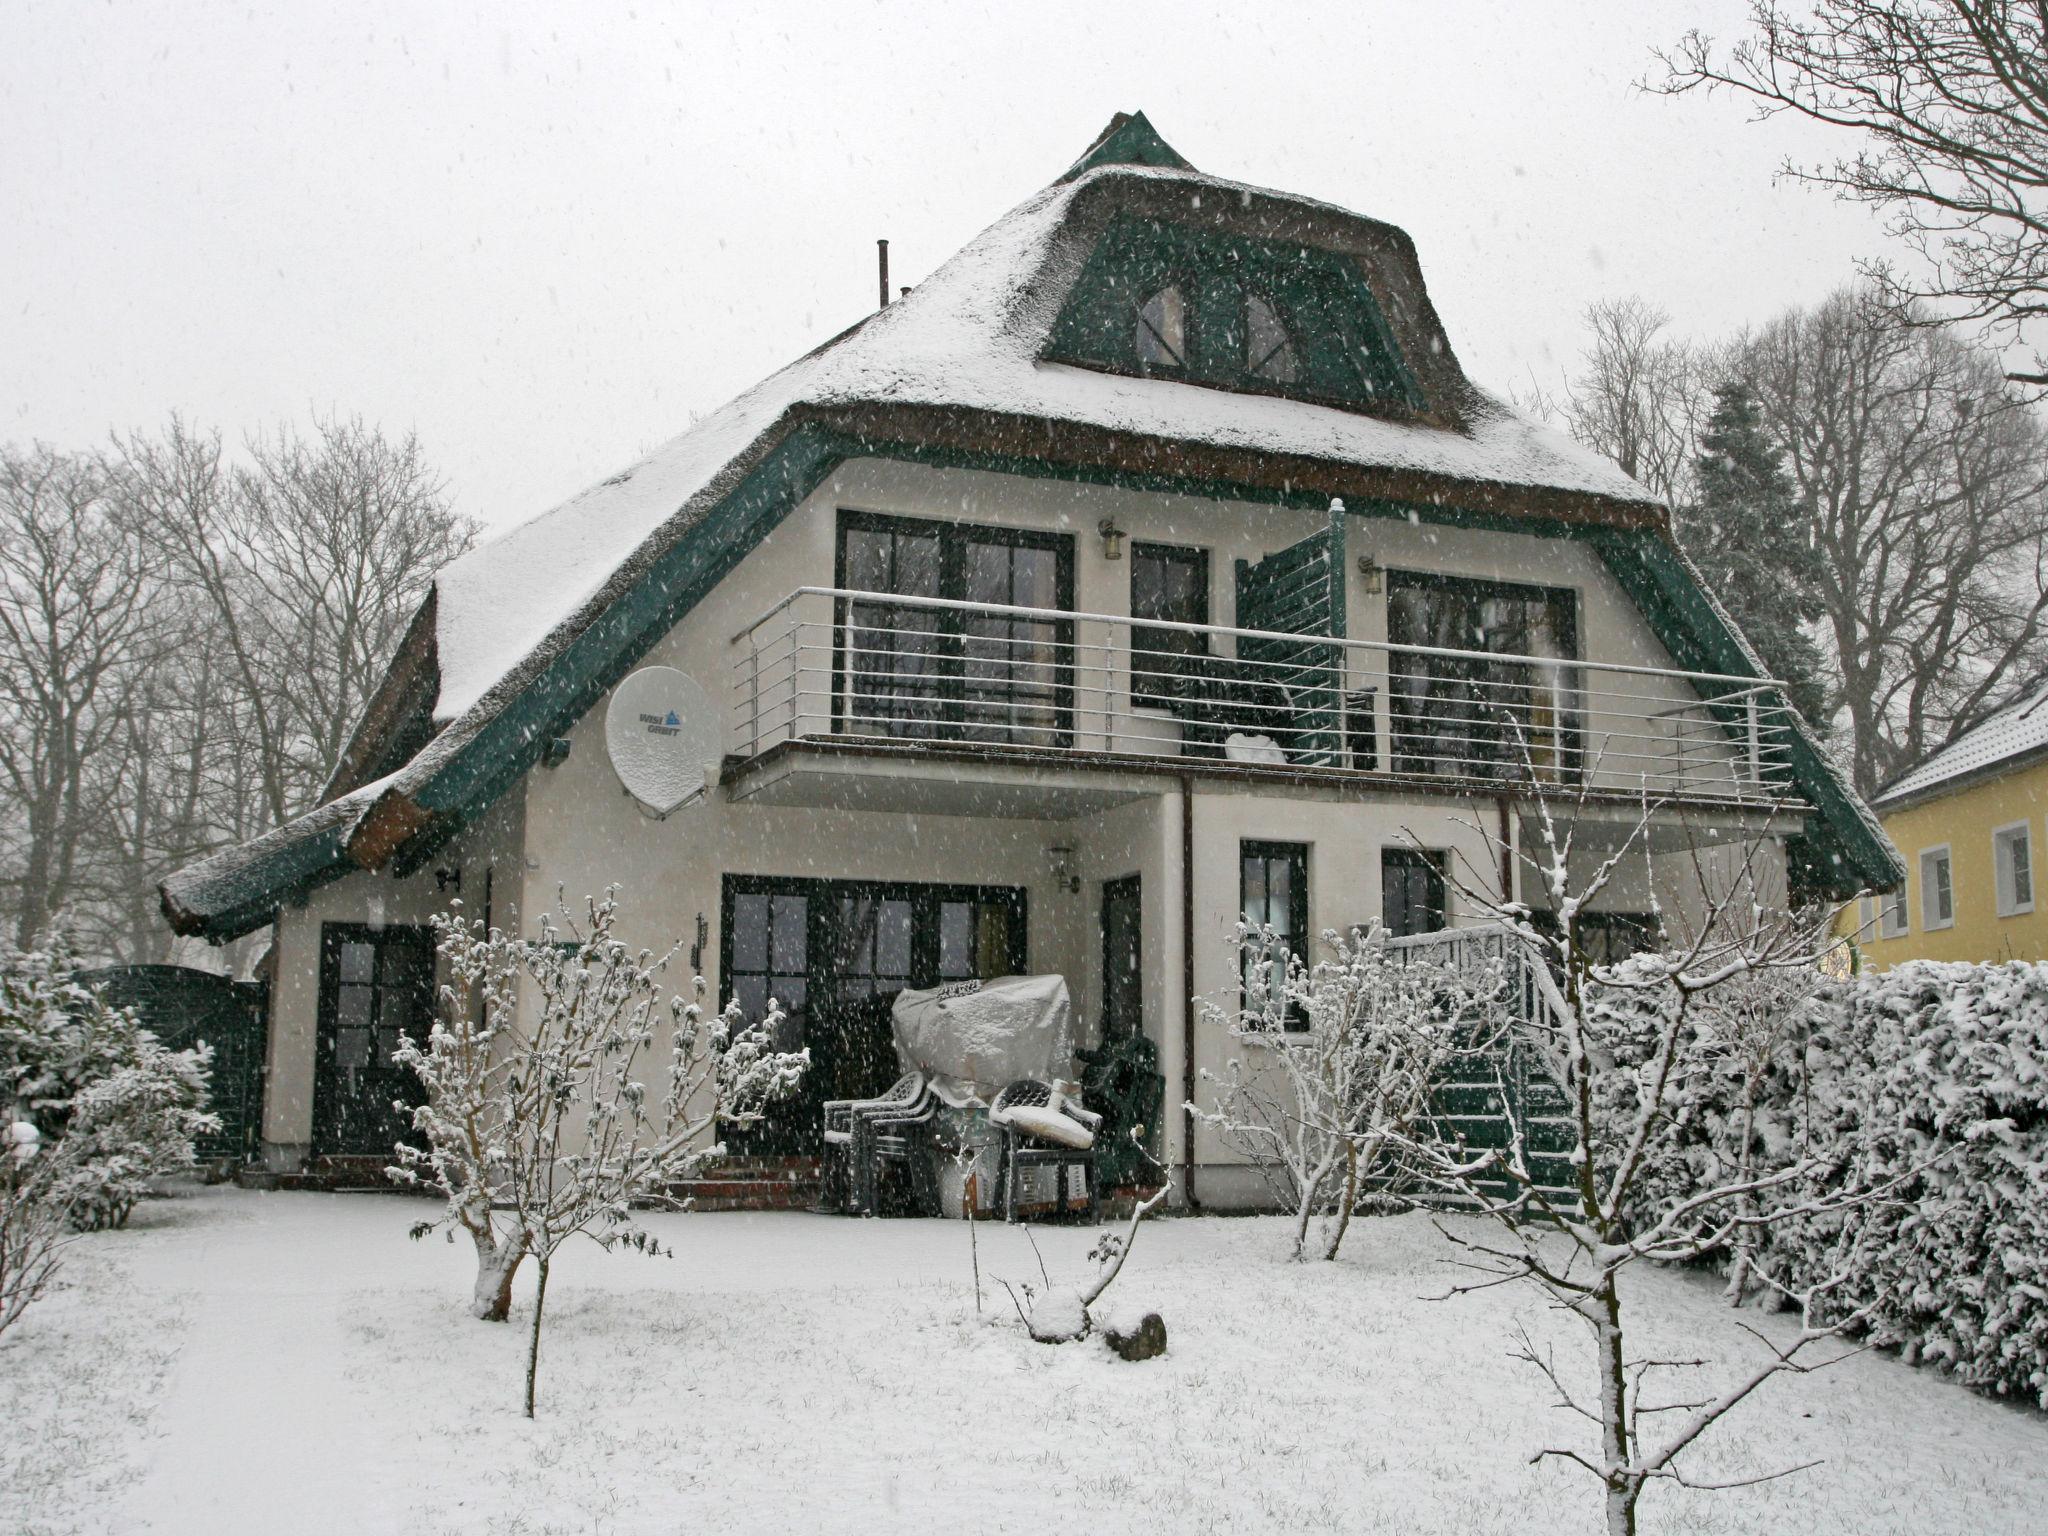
[666,1156,823,1212]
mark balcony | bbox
[727,587,1801,814]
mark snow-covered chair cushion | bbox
[997,1102,1096,1150]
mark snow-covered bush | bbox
[1197,922,1503,1261]
[392,889,808,1416]
[1,1117,73,1340]
[0,944,217,1231]
[1608,959,2048,1408]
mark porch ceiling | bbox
[722,744,1164,820]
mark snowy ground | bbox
[2,1187,2042,1536]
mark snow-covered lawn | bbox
[3,1187,2041,1536]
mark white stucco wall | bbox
[258,454,1784,1197]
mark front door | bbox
[1101,874,1142,1040]
[722,877,1027,1154]
[313,923,434,1158]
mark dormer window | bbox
[1136,287,1186,368]
[1245,293,1298,384]
[1047,214,1423,412]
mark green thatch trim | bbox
[159,811,358,943]
[1583,528,1902,896]
[1060,111,1193,181]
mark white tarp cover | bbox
[891,974,1073,1108]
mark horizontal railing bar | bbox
[732,587,1788,692]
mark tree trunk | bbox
[524,1253,551,1419]
[470,1227,525,1322]
[1322,1141,1360,1261]
[1594,1275,1640,1536]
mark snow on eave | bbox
[1874,680,2048,809]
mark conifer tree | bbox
[1678,381,1830,723]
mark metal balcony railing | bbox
[729,587,1802,807]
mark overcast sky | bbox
[2,1,1889,533]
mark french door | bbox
[721,876,1027,1155]
[835,511,1076,748]
[312,923,434,1158]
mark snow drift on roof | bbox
[1877,679,2048,807]
[431,161,1651,721]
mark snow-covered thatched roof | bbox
[163,113,1895,940]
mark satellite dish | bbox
[604,667,721,816]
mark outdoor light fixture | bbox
[1045,844,1081,894]
[1098,517,1125,561]
[542,736,573,768]
[434,865,462,895]
[1356,554,1383,594]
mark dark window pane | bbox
[339,942,374,985]
[876,900,913,978]
[939,901,972,978]
[770,895,806,971]
[732,893,769,973]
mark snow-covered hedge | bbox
[0,945,218,1231]
[1590,958,2048,1408]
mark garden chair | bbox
[852,1080,941,1217]
[989,1078,1101,1224]
[819,1071,925,1214]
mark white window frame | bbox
[1879,883,1909,939]
[1919,844,1955,932]
[1992,820,2034,918]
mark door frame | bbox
[311,921,435,1159]
[832,508,1077,747]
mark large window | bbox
[1241,840,1308,1029]
[1920,845,1955,931]
[1381,848,1447,938]
[1387,571,1582,783]
[836,512,1074,748]
[1129,541,1209,708]
[722,876,1027,1153]
[1133,280,1299,386]
[1994,823,2034,918]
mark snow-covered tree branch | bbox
[1196,921,1505,1262]
[390,887,807,1415]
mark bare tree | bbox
[1742,286,2048,790]
[123,415,475,832]
[1404,760,1882,1536]
[1549,298,1720,507]
[0,447,160,950]
[1656,1,2048,385]
[1196,921,1502,1262]
[391,889,808,1417]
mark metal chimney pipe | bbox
[877,239,890,309]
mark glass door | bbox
[312,924,434,1158]
[836,512,1074,748]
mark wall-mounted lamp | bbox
[434,866,462,895]
[542,737,573,769]
[1045,844,1082,894]
[1098,518,1125,561]
[1356,555,1383,594]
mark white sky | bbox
[1,1,1890,533]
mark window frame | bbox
[1919,844,1955,932]
[1128,540,1210,708]
[832,508,1077,748]
[1992,820,2035,918]
[1381,846,1449,938]
[1239,839,1310,1032]
[1879,883,1910,939]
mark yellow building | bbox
[1846,680,2047,966]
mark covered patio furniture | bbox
[989,1078,1101,1224]
[890,974,1074,1108]
[819,1071,925,1213]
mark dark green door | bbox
[722,877,1026,1155]
[312,924,434,1158]
[1100,874,1142,1041]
